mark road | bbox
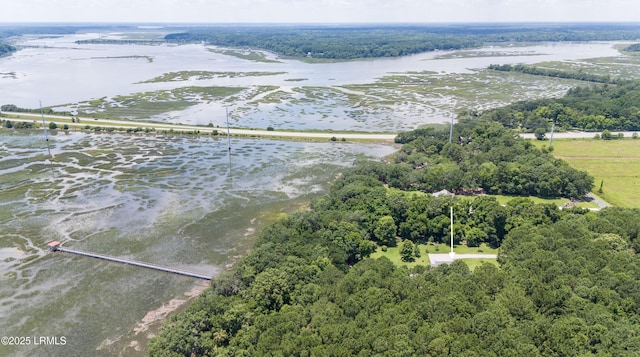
[428,253,498,267]
[7,111,638,141]
[519,131,638,139]
[0,111,398,141]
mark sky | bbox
[1,0,639,23]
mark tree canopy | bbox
[478,81,640,132]
[149,176,640,356]
[385,122,593,198]
[163,23,640,60]
[0,42,15,57]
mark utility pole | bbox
[225,106,231,152]
[449,112,454,143]
[39,101,52,158]
[449,206,455,259]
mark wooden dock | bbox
[54,246,211,281]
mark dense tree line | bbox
[488,64,620,84]
[383,122,593,198]
[164,26,480,59]
[1,104,70,116]
[2,119,34,129]
[149,155,640,356]
[478,81,640,131]
[163,23,640,60]
[0,42,15,56]
[625,43,640,52]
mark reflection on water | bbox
[0,130,396,356]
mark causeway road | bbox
[0,111,397,141]
[5,111,634,141]
[518,131,638,139]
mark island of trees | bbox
[625,43,640,52]
[0,42,15,57]
[488,64,620,84]
[162,23,640,60]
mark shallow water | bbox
[0,130,396,356]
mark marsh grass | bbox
[138,70,286,83]
[209,48,282,63]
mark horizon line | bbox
[1,21,640,26]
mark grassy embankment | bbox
[533,138,640,208]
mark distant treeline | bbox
[165,27,480,59]
[478,81,640,131]
[625,43,640,52]
[0,42,15,56]
[488,64,621,84]
[1,104,57,115]
[163,23,640,59]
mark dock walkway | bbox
[55,247,211,281]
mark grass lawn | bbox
[370,245,431,268]
[459,258,500,270]
[421,242,498,255]
[533,138,640,208]
[370,242,498,270]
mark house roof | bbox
[432,189,454,197]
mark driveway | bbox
[428,253,498,267]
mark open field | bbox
[533,138,640,208]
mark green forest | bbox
[388,121,592,198]
[488,64,619,84]
[0,42,15,56]
[147,115,640,356]
[625,43,640,52]
[477,81,640,132]
[163,23,640,60]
